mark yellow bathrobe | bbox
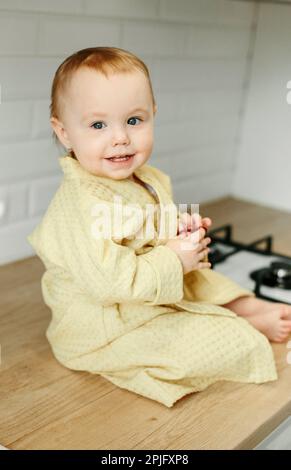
[27,155,277,407]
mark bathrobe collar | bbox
[58,154,172,207]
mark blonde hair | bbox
[49,46,156,159]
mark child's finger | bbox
[184,213,193,231]
[187,227,206,245]
[198,248,210,260]
[178,231,187,239]
[202,217,212,226]
[191,213,202,231]
[179,213,210,234]
[178,212,193,233]
[202,217,212,230]
[198,261,212,269]
[178,221,185,233]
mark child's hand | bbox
[166,227,212,275]
[177,212,212,235]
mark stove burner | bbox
[208,246,224,264]
[250,261,291,290]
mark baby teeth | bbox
[110,155,131,161]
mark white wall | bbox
[0,0,255,265]
[233,2,291,212]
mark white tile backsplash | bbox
[38,17,121,56]
[0,12,38,55]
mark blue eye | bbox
[91,121,105,130]
[128,117,142,125]
[90,117,142,130]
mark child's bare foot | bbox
[246,308,291,343]
[223,296,291,343]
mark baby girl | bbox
[28,46,291,408]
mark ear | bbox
[50,117,72,150]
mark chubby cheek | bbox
[76,133,105,159]
[137,129,154,155]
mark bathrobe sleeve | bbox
[61,193,184,307]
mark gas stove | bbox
[207,224,291,305]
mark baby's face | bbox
[51,67,156,180]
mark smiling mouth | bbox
[106,154,134,162]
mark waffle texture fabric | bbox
[27,155,277,407]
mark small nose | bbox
[111,126,130,146]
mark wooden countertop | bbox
[1,197,291,450]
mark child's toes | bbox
[274,330,290,343]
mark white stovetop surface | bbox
[213,244,291,303]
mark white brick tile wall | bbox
[0,12,38,55]
[0,101,33,141]
[0,57,63,100]
[8,183,28,222]
[122,21,187,57]
[153,115,239,155]
[31,100,51,139]
[159,0,253,27]
[176,90,243,119]
[83,0,159,20]
[0,182,28,225]
[38,17,121,56]
[153,91,180,125]
[153,144,234,183]
[28,175,62,217]
[0,0,83,15]
[0,0,256,264]
[233,3,291,212]
[0,140,60,183]
[0,186,8,225]
[185,26,251,58]
[0,217,42,265]
[151,58,247,91]
[173,169,233,206]
[154,89,243,126]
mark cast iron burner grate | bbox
[250,262,291,290]
[207,224,291,305]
